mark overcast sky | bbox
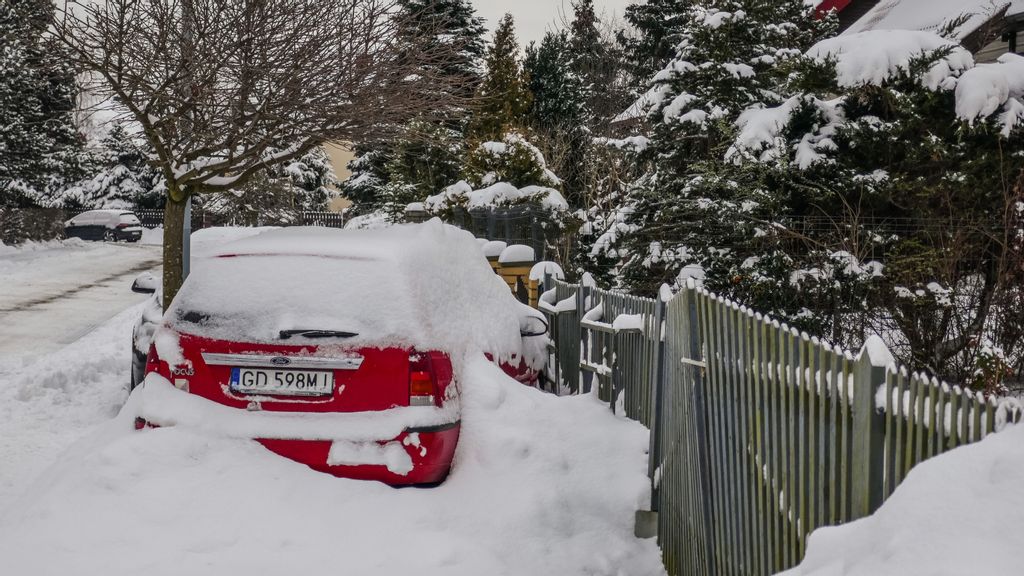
[471,0,634,46]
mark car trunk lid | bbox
[158,332,452,414]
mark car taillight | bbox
[145,342,168,380]
[409,353,437,407]
[117,223,132,229]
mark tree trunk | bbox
[162,191,187,311]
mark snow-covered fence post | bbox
[498,245,535,305]
[851,337,891,519]
[482,241,506,274]
[579,282,594,395]
[405,202,428,223]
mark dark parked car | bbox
[65,209,144,242]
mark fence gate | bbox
[657,287,716,576]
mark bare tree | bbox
[51,0,463,305]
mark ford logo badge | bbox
[270,357,291,366]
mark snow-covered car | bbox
[132,223,546,485]
[64,209,144,242]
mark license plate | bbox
[230,367,334,396]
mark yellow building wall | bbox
[324,142,355,213]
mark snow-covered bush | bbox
[202,148,336,225]
[425,181,568,213]
[461,132,561,190]
[55,125,163,210]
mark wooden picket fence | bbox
[539,276,1023,576]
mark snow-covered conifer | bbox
[57,125,162,210]
[610,0,835,301]
[727,29,1024,386]
[618,0,692,92]
[341,0,486,214]
[462,132,561,190]
[0,0,89,207]
[469,14,532,140]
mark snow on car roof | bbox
[77,209,137,216]
[168,220,525,359]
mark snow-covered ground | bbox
[0,303,142,510]
[0,227,665,576]
[0,326,663,575]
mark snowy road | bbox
[0,240,161,359]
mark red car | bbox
[134,224,545,485]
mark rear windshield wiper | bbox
[279,329,359,340]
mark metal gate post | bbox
[648,297,668,511]
[852,344,888,519]
[685,286,717,576]
[579,284,594,395]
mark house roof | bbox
[611,85,659,126]
[844,0,1023,41]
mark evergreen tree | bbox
[461,132,561,190]
[387,119,463,200]
[469,14,532,140]
[270,147,336,211]
[374,118,463,220]
[609,1,835,298]
[340,144,391,215]
[0,0,88,208]
[525,31,587,132]
[204,147,336,222]
[398,0,486,127]
[524,30,591,206]
[618,0,691,90]
[341,0,486,214]
[58,125,163,210]
[569,0,631,125]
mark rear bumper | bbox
[258,422,460,485]
[135,419,460,485]
[133,374,461,485]
[117,229,143,242]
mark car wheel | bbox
[103,230,116,242]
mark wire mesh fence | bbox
[443,206,574,264]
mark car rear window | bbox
[167,254,422,346]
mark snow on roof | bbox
[612,86,660,125]
[498,244,535,264]
[168,221,526,360]
[844,0,1018,41]
[955,52,1024,132]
